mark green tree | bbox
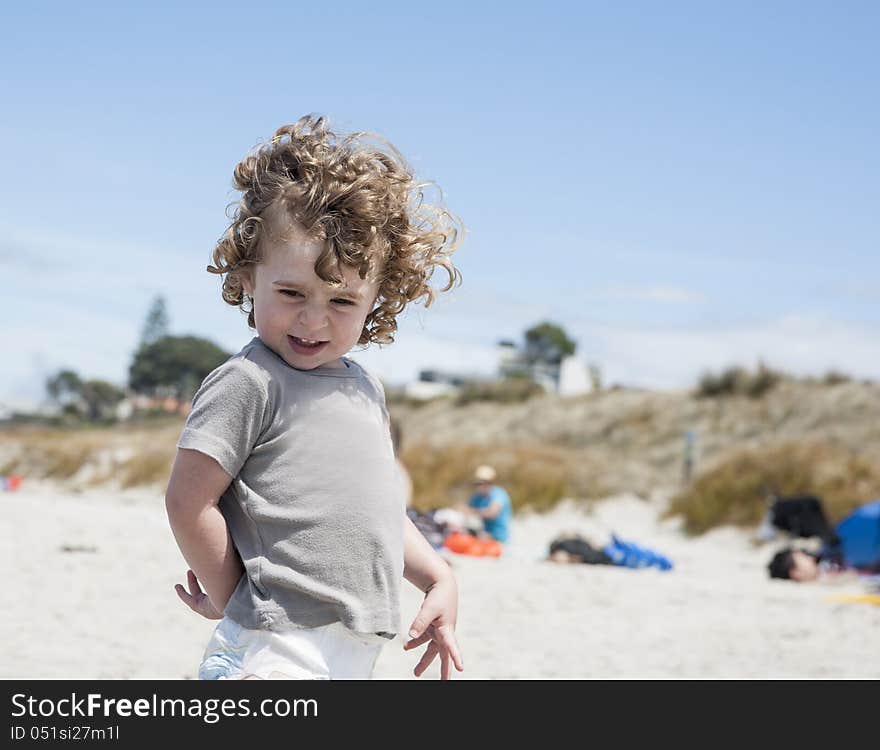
[46,369,83,406]
[129,335,230,401]
[80,379,126,422]
[524,321,577,366]
[140,295,170,348]
[46,370,125,422]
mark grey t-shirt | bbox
[177,337,404,640]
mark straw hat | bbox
[473,465,497,483]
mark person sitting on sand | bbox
[455,465,512,544]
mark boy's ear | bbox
[240,269,255,297]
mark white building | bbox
[403,369,467,401]
[558,355,592,397]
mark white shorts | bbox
[198,616,387,680]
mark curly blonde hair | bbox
[208,114,463,345]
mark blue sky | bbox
[2,1,878,407]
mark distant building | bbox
[400,342,596,401]
[496,340,593,396]
[123,393,191,417]
[404,369,467,401]
[558,355,592,397]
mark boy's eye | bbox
[280,290,303,297]
[332,298,355,306]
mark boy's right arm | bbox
[165,447,244,615]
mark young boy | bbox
[165,115,464,680]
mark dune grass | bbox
[0,421,599,512]
[5,410,878,542]
[666,440,880,534]
[401,441,607,513]
[0,419,183,487]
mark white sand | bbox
[2,482,878,679]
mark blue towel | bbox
[602,534,673,571]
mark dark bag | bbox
[770,495,841,546]
[549,536,614,565]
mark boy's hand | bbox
[403,576,464,679]
[175,569,223,620]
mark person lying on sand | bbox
[767,500,880,584]
[546,534,673,571]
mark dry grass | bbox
[666,440,880,534]
[454,378,544,406]
[0,420,184,488]
[0,429,107,480]
[696,364,783,398]
[0,422,603,512]
[4,378,880,540]
[401,441,607,513]
[117,449,176,489]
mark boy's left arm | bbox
[402,515,464,679]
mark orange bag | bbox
[478,539,503,558]
[443,532,503,557]
[443,532,478,555]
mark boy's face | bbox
[242,204,380,371]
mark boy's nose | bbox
[298,302,329,332]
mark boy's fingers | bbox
[435,626,464,671]
[413,642,439,678]
[174,584,195,608]
[445,640,464,672]
[434,632,463,672]
[402,630,432,651]
[403,623,464,672]
[407,606,437,640]
[187,570,203,595]
[441,651,451,681]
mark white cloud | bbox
[580,314,880,389]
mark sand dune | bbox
[2,482,877,679]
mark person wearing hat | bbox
[461,465,512,544]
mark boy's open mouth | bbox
[288,335,329,356]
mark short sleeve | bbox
[352,360,390,426]
[177,357,271,478]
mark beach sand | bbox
[2,482,878,679]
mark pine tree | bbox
[140,295,170,347]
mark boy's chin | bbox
[283,350,345,371]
